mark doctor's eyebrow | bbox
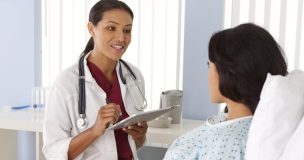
[106,21,132,27]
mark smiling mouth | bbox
[111,44,125,50]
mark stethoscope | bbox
[77,52,147,129]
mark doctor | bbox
[43,0,148,159]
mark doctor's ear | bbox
[87,22,95,37]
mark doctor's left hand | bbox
[123,121,148,148]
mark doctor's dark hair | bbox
[82,0,133,55]
[208,23,287,114]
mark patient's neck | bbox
[225,100,253,120]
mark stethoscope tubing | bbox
[79,53,86,115]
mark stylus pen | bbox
[105,98,111,129]
[105,97,111,104]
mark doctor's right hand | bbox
[90,103,121,136]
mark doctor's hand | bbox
[123,121,148,148]
[90,103,121,136]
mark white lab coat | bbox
[43,53,145,160]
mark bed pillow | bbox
[245,70,304,160]
[279,115,304,160]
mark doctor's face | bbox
[207,61,224,103]
[88,9,132,61]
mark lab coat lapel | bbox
[83,52,108,100]
[116,63,127,103]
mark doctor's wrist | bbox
[135,135,146,149]
[88,126,102,139]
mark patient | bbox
[163,23,288,160]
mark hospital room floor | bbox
[138,146,168,160]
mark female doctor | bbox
[43,0,148,159]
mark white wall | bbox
[0,0,36,106]
[0,0,39,159]
[182,0,224,120]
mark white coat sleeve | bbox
[43,85,74,160]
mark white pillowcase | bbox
[279,115,304,160]
[245,70,304,160]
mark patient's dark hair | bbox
[82,0,133,55]
[208,23,287,114]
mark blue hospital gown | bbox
[163,114,252,160]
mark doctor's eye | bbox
[123,28,132,34]
[206,61,210,68]
[108,26,116,31]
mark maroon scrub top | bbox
[87,61,133,160]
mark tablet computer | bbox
[106,106,177,131]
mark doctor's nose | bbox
[115,31,125,41]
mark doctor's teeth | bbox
[113,45,123,49]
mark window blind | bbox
[224,0,304,71]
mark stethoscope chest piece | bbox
[77,114,88,129]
